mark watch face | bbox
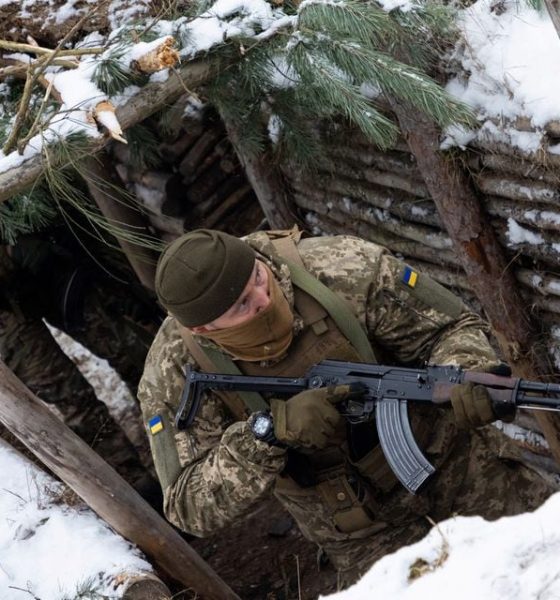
[253,414,272,438]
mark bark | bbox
[315,155,430,198]
[290,177,440,228]
[390,101,560,466]
[475,173,560,206]
[326,145,422,179]
[0,59,215,203]
[220,113,297,229]
[471,153,560,186]
[0,362,241,600]
[543,0,560,40]
[179,127,225,180]
[84,154,158,291]
[487,197,560,232]
[492,218,560,267]
[294,192,452,250]
[120,572,172,600]
[201,184,253,229]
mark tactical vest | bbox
[178,229,429,534]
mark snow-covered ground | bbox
[0,439,152,599]
[323,491,560,600]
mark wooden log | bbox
[294,192,453,250]
[0,362,241,600]
[192,173,247,219]
[543,0,560,40]
[472,153,560,186]
[492,218,560,266]
[475,173,560,206]
[199,184,253,229]
[186,159,237,206]
[516,268,560,297]
[325,144,422,179]
[290,177,440,228]
[314,155,430,199]
[179,126,224,180]
[220,113,297,229]
[119,572,172,600]
[0,59,215,203]
[159,122,206,162]
[472,137,560,170]
[159,94,206,144]
[486,197,560,232]
[84,154,159,291]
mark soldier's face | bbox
[191,260,270,333]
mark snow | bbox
[0,440,152,599]
[506,217,545,246]
[445,0,560,153]
[322,492,560,600]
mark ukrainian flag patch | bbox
[148,415,164,435]
[402,266,418,288]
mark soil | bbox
[187,497,340,600]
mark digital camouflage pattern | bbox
[138,233,556,585]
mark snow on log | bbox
[131,36,180,74]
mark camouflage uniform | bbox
[0,241,159,499]
[138,233,555,585]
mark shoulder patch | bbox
[402,266,418,288]
[148,415,164,435]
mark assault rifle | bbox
[175,359,560,494]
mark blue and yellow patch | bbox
[402,266,418,288]
[148,415,164,435]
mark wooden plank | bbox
[0,361,240,600]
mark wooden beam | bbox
[0,59,215,203]
[0,361,241,600]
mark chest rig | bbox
[179,230,401,533]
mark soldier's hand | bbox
[270,385,363,449]
[450,382,496,429]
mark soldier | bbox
[138,228,556,587]
[0,232,161,505]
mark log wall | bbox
[281,125,560,346]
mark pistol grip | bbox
[376,398,435,494]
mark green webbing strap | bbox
[199,345,269,412]
[284,259,376,363]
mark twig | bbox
[18,78,57,152]
[295,554,302,600]
[0,40,104,56]
[2,64,35,155]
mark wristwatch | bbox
[248,411,280,445]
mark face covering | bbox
[198,263,294,362]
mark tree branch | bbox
[0,59,215,202]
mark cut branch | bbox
[0,59,215,203]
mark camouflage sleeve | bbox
[367,253,499,370]
[137,317,286,536]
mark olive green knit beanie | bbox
[155,229,256,327]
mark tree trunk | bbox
[84,154,159,291]
[0,362,241,600]
[390,101,560,465]
[220,113,297,229]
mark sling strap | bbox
[179,328,268,416]
[282,258,375,363]
[268,233,376,364]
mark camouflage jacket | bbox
[138,233,501,556]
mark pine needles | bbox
[201,0,475,168]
